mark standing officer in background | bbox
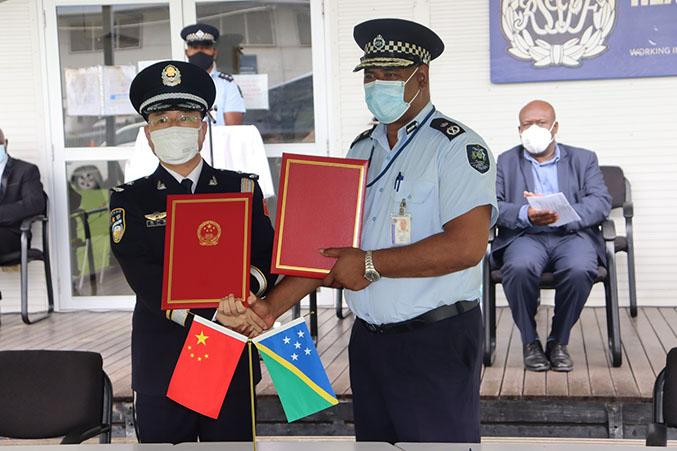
[109,61,273,443]
[220,18,498,443]
[181,23,246,125]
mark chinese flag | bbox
[167,315,248,418]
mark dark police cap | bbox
[180,23,219,46]
[353,18,444,72]
[129,60,216,120]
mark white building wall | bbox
[2,0,676,311]
[0,0,50,313]
[329,0,677,308]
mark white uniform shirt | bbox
[209,68,246,125]
[345,102,499,325]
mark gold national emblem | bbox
[197,220,221,246]
[161,64,181,87]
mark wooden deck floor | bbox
[0,306,671,401]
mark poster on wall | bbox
[490,0,677,83]
[65,65,137,116]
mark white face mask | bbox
[520,122,555,155]
[150,127,200,165]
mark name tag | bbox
[146,219,166,228]
[391,214,411,246]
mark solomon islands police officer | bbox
[181,23,246,125]
[232,18,499,443]
[109,60,275,443]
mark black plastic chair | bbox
[0,350,112,443]
[646,348,677,446]
[0,192,54,324]
[600,166,637,318]
[482,219,622,367]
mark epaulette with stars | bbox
[218,72,234,82]
[429,118,466,141]
[350,126,375,149]
[110,179,137,193]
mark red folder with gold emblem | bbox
[161,193,252,310]
[271,153,368,278]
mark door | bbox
[43,0,327,309]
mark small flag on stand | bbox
[253,317,338,422]
[167,315,248,418]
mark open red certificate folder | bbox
[161,193,252,310]
[271,153,368,278]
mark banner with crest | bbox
[490,0,677,83]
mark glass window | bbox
[197,1,314,144]
[66,160,133,297]
[56,5,171,148]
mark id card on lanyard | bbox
[391,198,411,246]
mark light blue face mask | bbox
[0,144,6,164]
[364,67,420,124]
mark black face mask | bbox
[188,52,215,71]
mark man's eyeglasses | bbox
[148,114,201,128]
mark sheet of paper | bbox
[526,192,582,227]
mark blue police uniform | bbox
[110,60,275,443]
[209,68,246,126]
[346,19,498,444]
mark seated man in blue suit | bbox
[492,100,611,372]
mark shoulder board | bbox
[111,186,125,193]
[430,118,466,141]
[350,127,375,149]
[236,171,259,181]
[218,72,234,82]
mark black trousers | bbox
[349,306,483,443]
[135,386,254,443]
[134,357,256,444]
[0,227,20,255]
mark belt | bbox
[358,299,479,335]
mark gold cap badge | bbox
[161,64,181,87]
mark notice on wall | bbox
[490,0,677,83]
[232,74,269,110]
[65,65,137,116]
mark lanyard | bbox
[366,107,436,188]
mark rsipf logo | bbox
[501,0,616,68]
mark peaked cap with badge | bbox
[129,60,216,120]
[353,18,445,71]
[180,23,220,47]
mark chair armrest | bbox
[19,215,47,233]
[602,219,616,242]
[61,424,111,444]
[623,201,633,219]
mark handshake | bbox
[215,293,275,338]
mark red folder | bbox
[271,153,368,278]
[161,193,252,310]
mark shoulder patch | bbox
[218,72,234,82]
[350,127,374,148]
[110,208,126,244]
[466,144,491,174]
[430,118,466,141]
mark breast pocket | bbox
[395,180,436,242]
